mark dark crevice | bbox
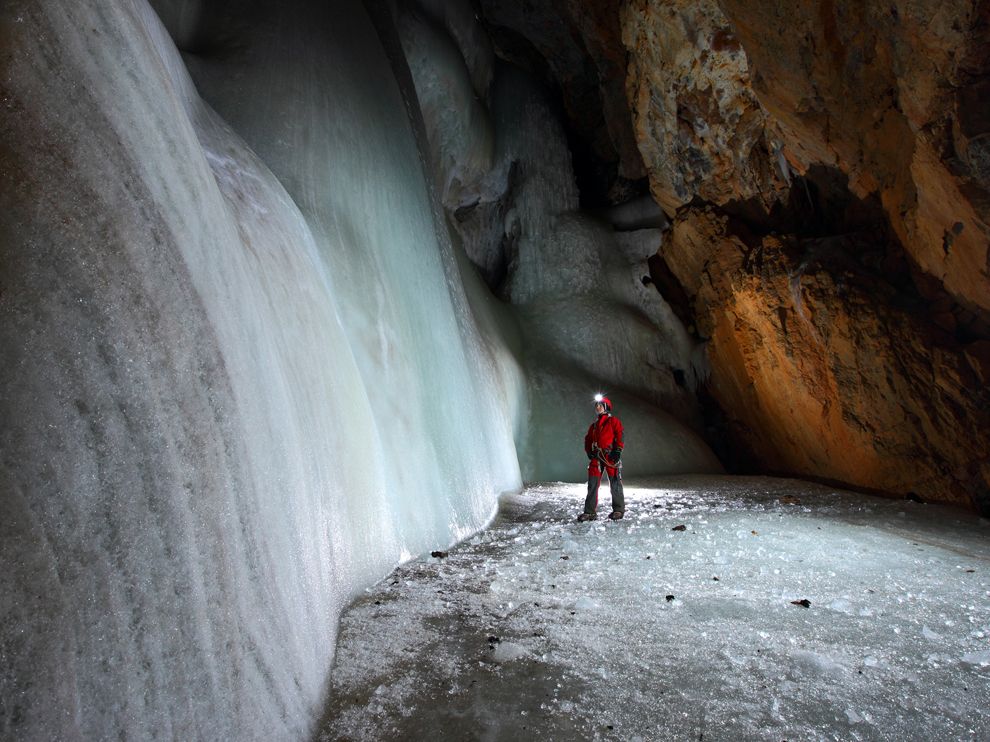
[149,0,253,58]
[711,165,989,344]
[482,22,648,209]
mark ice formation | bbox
[485,71,713,479]
[2,1,523,738]
[393,1,496,210]
[322,477,990,740]
[0,0,718,738]
[397,7,717,480]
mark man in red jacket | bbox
[578,394,625,521]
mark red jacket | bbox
[585,413,623,456]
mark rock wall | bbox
[621,0,789,213]
[716,0,990,324]
[667,201,989,509]
[479,0,990,510]
[624,0,990,511]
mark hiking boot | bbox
[608,510,624,521]
[577,512,597,522]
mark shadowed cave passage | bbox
[321,477,990,741]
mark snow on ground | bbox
[319,476,990,741]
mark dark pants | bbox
[584,460,624,513]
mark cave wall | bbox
[639,0,990,510]
[480,0,990,510]
[622,0,789,213]
[716,0,990,322]
[479,0,649,204]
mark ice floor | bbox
[318,476,990,741]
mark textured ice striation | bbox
[0,1,521,739]
[322,476,990,741]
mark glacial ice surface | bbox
[320,476,990,741]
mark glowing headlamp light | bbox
[594,393,604,403]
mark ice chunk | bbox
[574,596,599,611]
[789,650,847,678]
[492,642,530,663]
[961,650,990,667]
[828,599,854,614]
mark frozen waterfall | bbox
[1,1,522,737]
[0,0,718,739]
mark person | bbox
[578,394,624,521]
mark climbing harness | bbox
[591,444,622,471]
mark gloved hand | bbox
[610,447,622,462]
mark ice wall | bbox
[0,0,522,738]
[396,2,720,481]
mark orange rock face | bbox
[621,0,789,213]
[716,0,990,320]
[669,207,989,508]
[619,0,989,510]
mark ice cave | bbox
[1,0,987,740]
